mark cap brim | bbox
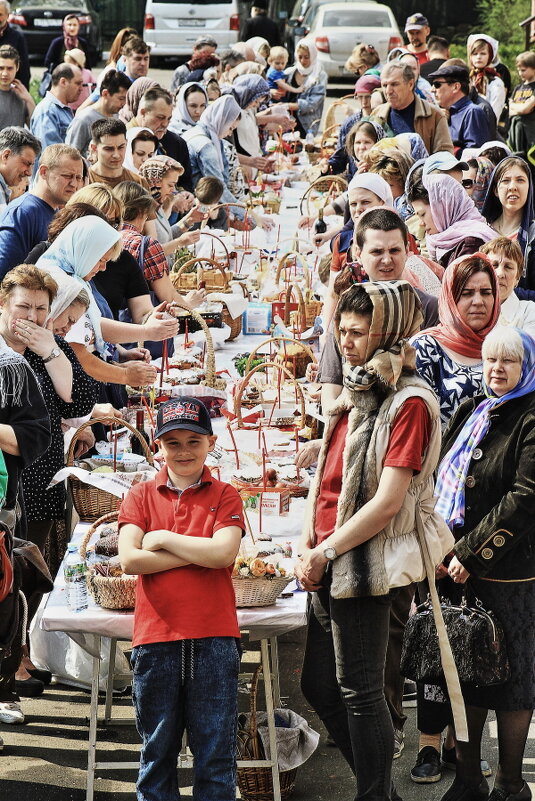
[405,25,425,31]
[154,422,213,438]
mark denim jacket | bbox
[284,66,328,135]
[182,124,245,220]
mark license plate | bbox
[34,18,60,27]
[177,18,205,26]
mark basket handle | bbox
[244,335,316,375]
[66,416,154,468]
[235,361,306,429]
[194,230,230,268]
[188,308,216,387]
[284,283,305,330]
[275,251,311,290]
[248,664,263,749]
[173,256,229,289]
[79,510,120,561]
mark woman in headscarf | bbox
[44,14,95,72]
[434,326,535,801]
[228,73,271,172]
[169,82,208,137]
[296,280,452,801]
[119,78,159,125]
[35,216,157,391]
[467,34,507,124]
[408,174,497,267]
[123,127,158,174]
[463,155,495,212]
[246,36,270,62]
[182,94,248,224]
[412,253,500,427]
[482,156,535,301]
[284,39,328,137]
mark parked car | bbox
[143,0,245,58]
[8,0,101,60]
[289,0,401,79]
[284,0,353,58]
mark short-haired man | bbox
[420,36,450,81]
[0,144,83,277]
[430,64,491,151]
[0,0,30,88]
[404,12,430,65]
[136,87,193,193]
[123,37,150,82]
[88,118,148,189]
[66,69,131,156]
[0,45,34,129]
[30,63,83,153]
[0,127,40,209]
[372,62,453,154]
[170,36,218,94]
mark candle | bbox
[112,431,117,472]
[294,425,300,481]
[226,423,240,469]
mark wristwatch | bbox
[43,346,61,364]
[323,545,337,561]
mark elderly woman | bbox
[482,156,535,300]
[412,253,500,427]
[297,280,452,801]
[435,326,535,801]
[409,175,497,267]
[182,95,248,224]
[481,238,535,335]
[284,39,327,137]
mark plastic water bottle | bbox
[64,543,88,612]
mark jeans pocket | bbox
[130,645,142,674]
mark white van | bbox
[143,0,244,57]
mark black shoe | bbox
[441,746,492,777]
[440,777,490,801]
[14,676,44,697]
[28,667,52,685]
[488,783,532,801]
[411,746,442,783]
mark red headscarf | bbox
[417,253,500,359]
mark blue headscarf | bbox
[230,74,270,109]
[36,216,120,356]
[435,328,535,529]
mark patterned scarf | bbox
[336,280,423,391]
[435,329,535,529]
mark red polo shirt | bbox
[119,465,245,647]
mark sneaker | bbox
[440,777,490,801]
[488,782,532,801]
[0,701,24,724]
[441,745,492,777]
[411,745,442,783]
[403,679,417,708]
[393,729,404,759]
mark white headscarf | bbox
[46,267,87,323]
[170,81,208,137]
[36,217,120,356]
[347,172,394,208]
[123,127,157,174]
[196,94,241,170]
[294,38,322,90]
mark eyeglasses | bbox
[431,80,451,89]
[462,178,474,188]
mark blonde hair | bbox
[229,61,263,81]
[68,183,123,222]
[363,145,412,186]
[482,326,524,363]
[0,264,57,306]
[40,144,82,171]
[345,43,380,74]
[268,46,288,63]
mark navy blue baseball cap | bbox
[154,397,213,438]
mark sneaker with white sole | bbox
[0,701,24,724]
[393,729,404,759]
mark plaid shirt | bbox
[121,223,168,283]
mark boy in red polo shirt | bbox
[118,397,244,801]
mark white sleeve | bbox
[65,314,95,348]
[487,78,506,121]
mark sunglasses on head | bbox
[462,178,474,188]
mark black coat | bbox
[44,35,95,71]
[241,14,280,47]
[0,25,30,88]
[441,391,535,581]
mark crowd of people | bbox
[0,5,532,801]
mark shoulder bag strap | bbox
[414,506,468,742]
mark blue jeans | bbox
[301,575,394,801]
[131,637,241,801]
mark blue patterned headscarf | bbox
[229,74,270,109]
[36,216,120,356]
[435,328,535,529]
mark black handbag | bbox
[401,586,510,687]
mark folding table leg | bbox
[269,637,281,708]
[86,634,101,801]
[260,638,281,801]
[103,636,116,723]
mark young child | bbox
[118,397,244,801]
[267,46,304,95]
[193,175,226,228]
[508,51,535,157]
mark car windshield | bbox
[15,0,86,7]
[322,9,391,26]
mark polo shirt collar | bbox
[156,464,213,493]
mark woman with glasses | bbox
[482,156,535,301]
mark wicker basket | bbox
[66,417,154,523]
[275,252,311,291]
[79,511,137,611]
[245,336,317,382]
[299,175,348,216]
[221,281,249,341]
[273,283,321,336]
[194,230,231,268]
[235,362,306,430]
[172,257,232,293]
[232,573,293,608]
[237,665,297,800]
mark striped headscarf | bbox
[336,280,423,391]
